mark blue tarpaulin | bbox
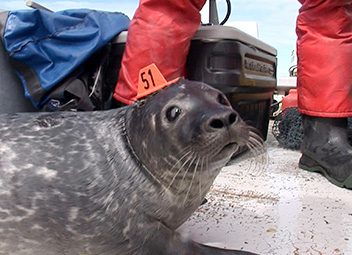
[1,9,130,108]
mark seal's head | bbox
[126,79,255,211]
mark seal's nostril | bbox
[209,112,238,129]
[228,113,238,125]
[210,119,224,129]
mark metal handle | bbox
[208,0,232,25]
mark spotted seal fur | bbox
[0,79,263,254]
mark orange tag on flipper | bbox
[137,64,179,99]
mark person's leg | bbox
[113,0,206,105]
[296,0,352,189]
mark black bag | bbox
[42,44,120,111]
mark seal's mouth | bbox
[217,142,239,157]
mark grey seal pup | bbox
[0,79,262,254]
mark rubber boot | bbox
[299,115,352,189]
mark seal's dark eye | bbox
[218,94,230,106]
[166,106,181,122]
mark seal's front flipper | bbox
[137,221,258,255]
[195,242,259,255]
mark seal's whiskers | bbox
[202,135,220,155]
[182,156,201,205]
[166,152,195,190]
[248,129,265,149]
[198,157,206,201]
[244,129,268,177]
[160,149,192,180]
[178,155,197,189]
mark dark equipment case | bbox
[186,25,277,139]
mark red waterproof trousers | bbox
[113,0,206,105]
[296,0,352,117]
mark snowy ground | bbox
[179,122,352,255]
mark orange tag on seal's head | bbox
[137,64,169,99]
